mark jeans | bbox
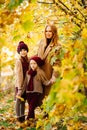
[15,87,26,118]
[15,98,25,118]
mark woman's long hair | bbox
[44,24,58,46]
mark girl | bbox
[15,41,29,122]
[23,56,50,120]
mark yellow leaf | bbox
[16,96,24,101]
[81,28,87,38]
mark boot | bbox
[17,116,25,123]
[21,115,25,122]
[17,117,22,122]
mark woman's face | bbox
[45,26,53,39]
[20,49,27,57]
[30,60,38,71]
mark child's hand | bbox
[17,89,22,96]
[50,76,56,84]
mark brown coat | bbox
[37,39,61,95]
[23,67,49,94]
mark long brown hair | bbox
[44,24,58,46]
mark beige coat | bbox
[38,39,53,79]
[23,68,49,94]
[15,59,24,89]
[37,39,61,95]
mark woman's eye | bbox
[46,30,52,32]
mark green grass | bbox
[0,105,11,114]
[0,120,15,127]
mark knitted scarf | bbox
[26,69,37,91]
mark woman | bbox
[37,24,61,96]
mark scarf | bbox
[26,69,37,91]
[45,38,52,51]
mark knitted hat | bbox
[30,56,44,67]
[17,41,29,54]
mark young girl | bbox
[15,41,29,122]
[23,56,50,120]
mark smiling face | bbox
[20,49,28,57]
[30,60,38,71]
[45,26,53,39]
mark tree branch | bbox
[37,0,55,4]
[55,0,85,23]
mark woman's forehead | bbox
[46,26,51,30]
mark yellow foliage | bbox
[81,28,87,39]
[73,40,82,48]
[36,119,44,129]
[77,65,84,76]
[53,65,61,73]
[78,52,84,62]
[67,120,87,130]
[63,24,74,36]
[61,65,75,79]
[72,76,80,86]
[80,72,87,86]
[60,78,72,87]
[50,104,66,117]
[70,0,77,5]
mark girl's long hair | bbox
[44,24,58,46]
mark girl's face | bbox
[20,49,27,57]
[45,26,53,39]
[30,60,38,71]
